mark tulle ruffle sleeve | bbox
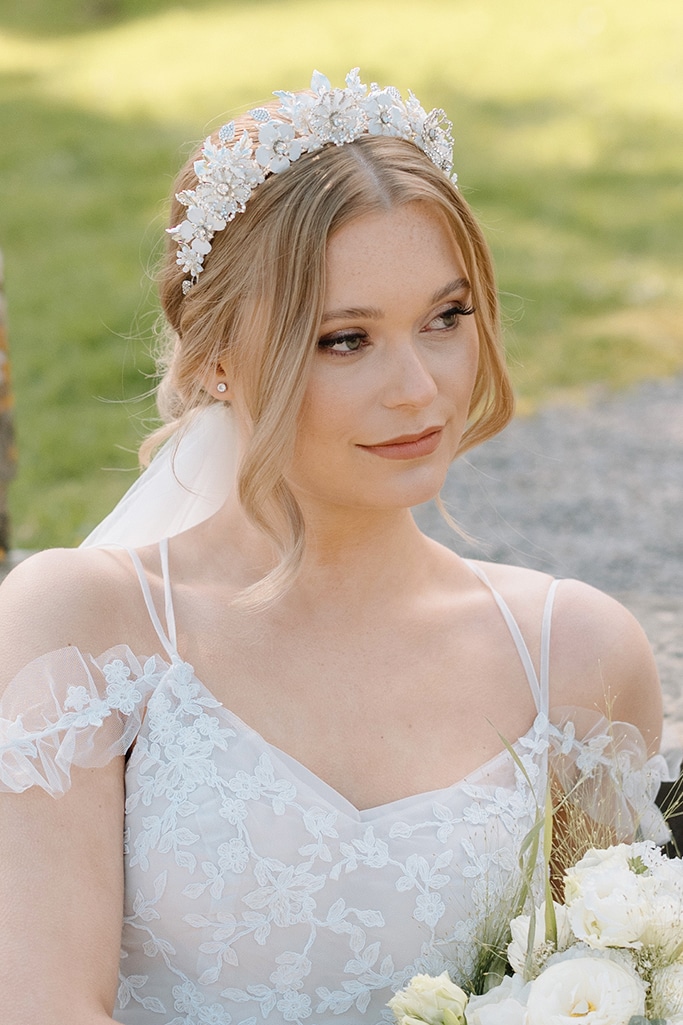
[548,707,679,848]
[0,645,164,797]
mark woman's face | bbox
[288,201,480,517]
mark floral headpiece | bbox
[168,68,456,294]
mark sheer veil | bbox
[80,404,238,549]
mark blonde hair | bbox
[150,114,514,604]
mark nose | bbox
[381,338,439,409]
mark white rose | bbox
[508,901,575,976]
[388,972,468,1025]
[525,956,646,1025]
[465,974,529,1025]
[650,962,683,1021]
[564,845,650,949]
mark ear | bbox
[207,363,233,401]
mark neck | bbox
[301,505,430,600]
[201,494,449,607]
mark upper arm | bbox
[0,761,125,1022]
[0,549,130,1024]
[549,578,663,755]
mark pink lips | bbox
[359,427,444,460]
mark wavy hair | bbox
[148,115,514,605]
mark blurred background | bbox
[0,0,681,550]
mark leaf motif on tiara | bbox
[249,108,271,123]
[217,121,236,144]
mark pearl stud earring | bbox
[216,382,228,394]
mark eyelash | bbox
[317,303,476,356]
[432,303,476,330]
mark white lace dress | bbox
[0,542,670,1025]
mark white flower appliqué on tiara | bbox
[168,68,457,294]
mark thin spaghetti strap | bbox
[466,561,543,713]
[125,547,177,660]
[159,538,178,653]
[539,578,561,718]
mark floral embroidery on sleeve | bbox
[0,647,162,795]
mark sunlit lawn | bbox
[1,0,681,547]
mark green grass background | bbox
[1,0,681,548]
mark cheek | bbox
[440,332,480,400]
[297,372,360,441]
[465,326,480,379]
[466,339,481,393]
[288,385,359,495]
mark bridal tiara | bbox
[168,68,457,294]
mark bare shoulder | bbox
[468,561,662,753]
[0,546,139,686]
[466,558,555,628]
[548,577,661,749]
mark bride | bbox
[0,71,667,1024]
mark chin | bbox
[373,469,451,511]
[290,456,452,513]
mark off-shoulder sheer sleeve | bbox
[548,706,679,847]
[0,645,164,797]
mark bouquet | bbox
[388,840,683,1025]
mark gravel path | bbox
[415,373,683,749]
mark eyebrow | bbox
[321,277,471,324]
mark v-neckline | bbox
[126,542,550,822]
[161,657,539,824]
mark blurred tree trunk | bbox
[0,249,17,559]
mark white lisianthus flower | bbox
[640,859,683,960]
[641,888,683,961]
[525,956,646,1024]
[564,845,650,949]
[387,972,468,1025]
[650,962,683,1021]
[464,975,529,1025]
[507,901,575,976]
[542,942,637,974]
